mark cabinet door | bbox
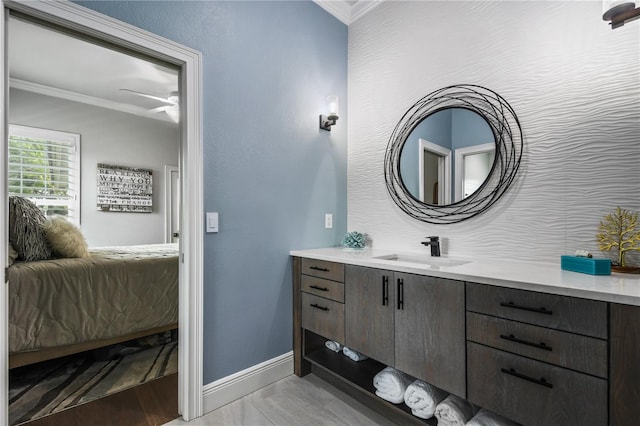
[610,303,640,426]
[395,273,465,396]
[345,265,395,366]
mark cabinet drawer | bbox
[301,293,344,343]
[302,275,344,302]
[467,342,607,426]
[466,283,607,339]
[466,312,608,378]
[301,259,344,282]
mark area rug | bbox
[9,333,177,425]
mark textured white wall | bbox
[348,1,640,264]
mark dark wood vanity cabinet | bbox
[466,283,609,426]
[345,265,466,397]
[610,303,640,426]
[293,257,640,426]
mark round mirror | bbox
[399,108,495,205]
[384,85,523,224]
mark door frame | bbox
[0,1,204,422]
[418,138,451,205]
[165,165,180,243]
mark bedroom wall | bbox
[348,1,640,264]
[74,0,348,384]
[9,88,179,247]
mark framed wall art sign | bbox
[97,163,153,212]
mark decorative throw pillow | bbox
[8,196,52,261]
[41,216,90,258]
[8,242,19,266]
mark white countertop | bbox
[290,247,640,306]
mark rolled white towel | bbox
[466,408,519,426]
[404,380,449,419]
[324,340,342,352]
[373,366,413,404]
[342,346,368,361]
[435,394,476,426]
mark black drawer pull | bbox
[382,276,389,306]
[397,278,404,310]
[501,367,553,389]
[310,303,329,311]
[309,285,329,292]
[500,301,552,315]
[500,334,552,352]
[309,266,329,272]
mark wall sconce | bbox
[320,95,339,131]
[603,0,640,28]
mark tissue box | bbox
[561,255,611,275]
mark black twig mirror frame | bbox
[384,84,523,224]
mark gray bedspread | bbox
[8,243,178,354]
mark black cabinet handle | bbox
[382,276,389,306]
[501,367,553,389]
[309,285,329,292]
[310,303,329,311]
[397,278,404,310]
[310,266,329,272]
[500,334,552,352]
[500,301,552,315]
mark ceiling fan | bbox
[120,88,180,122]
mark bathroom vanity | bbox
[291,248,640,426]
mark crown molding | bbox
[313,0,382,25]
[351,0,382,23]
[9,78,174,123]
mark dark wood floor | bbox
[25,373,179,426]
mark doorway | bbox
[0,1,203,423]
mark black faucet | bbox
[421,236,441,257]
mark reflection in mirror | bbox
[399,108,494,205]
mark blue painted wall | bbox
[75,1,348,383]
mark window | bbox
[8,125,81,225]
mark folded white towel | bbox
[404,380,449,419]
[325,340,342,352]
[342,346,368,361]
[373,366,413,404]
[435,394,476,426]
[466,409,519,426]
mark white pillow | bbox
[41,216,90,258]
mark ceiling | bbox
[8,17,179,124]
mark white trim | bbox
[418,138,451,205]
[203,352,294,414]
[313,0,383,25]
[164,165,179,243]
[0,3,9,426]
[454,142,495,202]
[1,0,204,422]
[10,78,175,123]
[350,1,383,23]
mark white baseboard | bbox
[202,351,293,414]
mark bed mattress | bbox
[8,243,179,354]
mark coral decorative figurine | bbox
[342,231,367,250]
[596,207,640,273]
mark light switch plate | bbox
[206,212,219,233]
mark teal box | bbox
[561,255,611,275]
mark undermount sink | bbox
[373,253,471,267]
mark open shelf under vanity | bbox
[302,330,435,425]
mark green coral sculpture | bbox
[342,231,366,249]
[596,207,640,267]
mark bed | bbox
[8,243,179,368]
